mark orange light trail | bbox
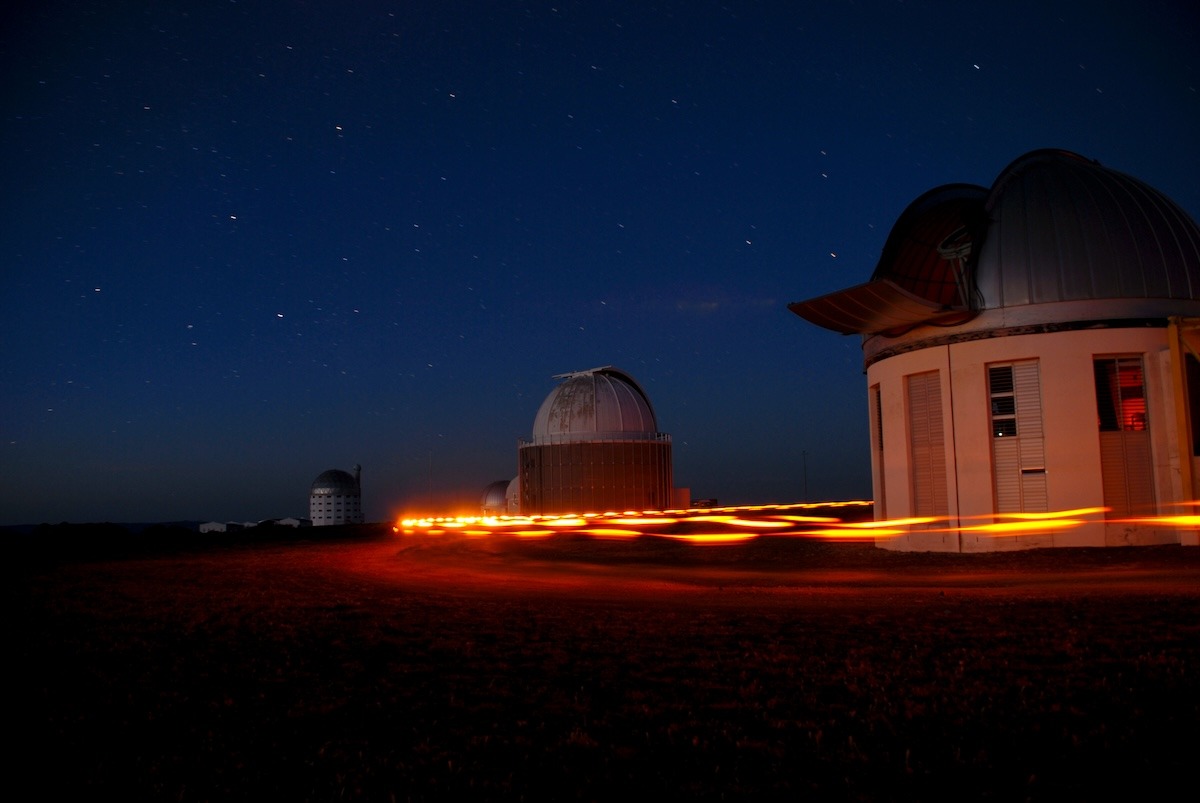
[394,500,1200,545]
[580,528,642,539]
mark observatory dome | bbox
[311,468,359,495]
[519,367,672,515]
[480,480,510,514]
[789,148,1200,553]
[530,366,659,442]
[309,465,363,526]
[790,149,1200,342]
[975,149,1200,309]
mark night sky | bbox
[3,1,1198,525]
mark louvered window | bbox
[988,361,1046,513]
[989,366,1018,437]
[907,371,948,518]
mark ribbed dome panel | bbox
[310,469,358,495]
[531,367,658,442]
[976,150,1200,309]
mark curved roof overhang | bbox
[791,183,989,335]
[788,279,974,335]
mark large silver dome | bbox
[790,149,1200,338]
[530,366,658,442]
[977,149,1200,308]
[310,468,359,495]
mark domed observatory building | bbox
[791,150,1200,551]
[480,479,512,515]
[519,367,673,515]
[309,465,364,526]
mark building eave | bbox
[788,278,972,335]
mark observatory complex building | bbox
[518,367,676,515]
[309,465,364,526]
[791,149,1200,551]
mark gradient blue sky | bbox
[3,0,1198,525]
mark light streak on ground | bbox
[395,499,1200,546]
[657,532,762,545]
[1113,500,1200,529]
[580,528,642,539]
[953,519,1084,535]
[397,501,882,545]
[991,507,1109,521]
[1124,515,1200,527]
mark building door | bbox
[907,371,948,518]
[988,360,1047,513]
[1187,351,1200,498]
[1170,317,1200,501]
[869,384,886,520]
[1094,356,1155,518]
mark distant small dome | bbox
[531,366,658,442]
[481,480,510,511]
[311,469,359,495]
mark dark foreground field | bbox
[8,526,1200,801]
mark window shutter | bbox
[907,371,948,517]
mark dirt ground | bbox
[8,530,1200,801]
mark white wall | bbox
[866,327,1182,551]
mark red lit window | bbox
[1094,357,1147,432]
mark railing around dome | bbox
[519,431,672,447]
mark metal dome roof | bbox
[480,479,510,508]
[790,149,1200,335]
[530,366,659,442]
[976,149,1200,308]
[310,467,360,495]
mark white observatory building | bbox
[791,150,1199,551]
[309,465,364,526]
[518,366,675,515]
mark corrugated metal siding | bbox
[518,440,673,515]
